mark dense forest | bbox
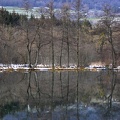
[0,1,120,68]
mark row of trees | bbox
[0,1,120,68]
[0,8,27,26]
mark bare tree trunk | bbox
[108,27,117,68]
[48,0,55,71]
[24,1,32,68]
[67,29,70,68]
[34,25,42,66]
[62,3,71,68]
[76,0,81,68]
[60,39,63,68]
[26,28,32,67]
[101,5,117,68]
[60,30,64,68]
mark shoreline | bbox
[0,66,120,72]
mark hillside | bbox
[0,0,120,12]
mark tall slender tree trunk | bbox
[49,0,55,71]
[60,28,64,67]
[26,28,32,68]
[67,29,70,68]
[76,0,81,68]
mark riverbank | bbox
[0,64,120,72]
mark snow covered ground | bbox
[0,64,120,72]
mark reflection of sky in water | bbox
[3,104,120,120]
[3,112,38,120]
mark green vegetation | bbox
[0,8,27,26]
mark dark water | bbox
[0,70,120,120]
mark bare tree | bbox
[62,3,71,67]
[47,0,55,70]
[75,0,81,68]
[100,5,117,68]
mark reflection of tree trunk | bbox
[26,72,34,113]
[27,72,32,101]
[34,72,42,114]
[60,72,63,98]
[65,71,70,119]
[51,71,54,109]
[107,71,116,109]
[50,71,54,119]
[76,70,80,120]
[67,71,69,103]
[27,72,36,105]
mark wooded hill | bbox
[0,0,120,12]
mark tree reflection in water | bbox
[0,70,120,119]
[104,70,118,118]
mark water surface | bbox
[0,70,120,120]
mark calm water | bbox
[0,70,120,120]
